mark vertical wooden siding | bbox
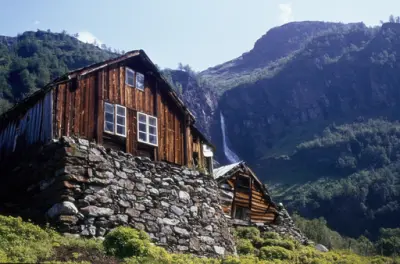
[0,91,53,160]
[156,88,184,165]
[53,75,97,141]
[52,64,187,166]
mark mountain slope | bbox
[0,30,117,112]
[199,21,370,94]
[216,23,399,165]
[210,22,400,239]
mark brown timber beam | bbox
[183,114,188,166]
[153,80,158,161]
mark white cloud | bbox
[278,3,294,24]
[33,20,40,25]
[77,31,102,46]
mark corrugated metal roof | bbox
[213,161,243,180]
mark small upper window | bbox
[104,102,126,137]
[236,176,250,193]
[125,67,145,91]
[125,67,135,87]
[137,112,158,146]
[136,72,145,91]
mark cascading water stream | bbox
[220,112,240,163]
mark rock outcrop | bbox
[260,204,309,245]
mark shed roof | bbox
[213,161,275,206]
[213,161,243,180]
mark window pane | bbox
[149,135,157,145]
[136,72,144,90]
[105,103,114,113]
[149,126,156,135]
[117,106,125,116]
[139,132,146,142]
[117,125,125,135]
[149,117,157,126]
[139,123,146,132]
[105,112,114,122]
[126,69,134,86]
[117,115,125,125]
[138,113,146,123]
[105,122,114,133]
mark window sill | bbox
[104,130,127,138]
[138,140,158,147]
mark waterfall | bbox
[220,112,240,163]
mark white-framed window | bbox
[136,72,145,91]
[137,112,158,146]
[125,67,135,87]
[104,102,126,137]
[125,67,145,91]
[115,105,127,136]
[104,102,115,133]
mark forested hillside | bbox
[0,30,117,114]
[269,119,400,239]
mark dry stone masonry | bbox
[259,204,309,244]
[0,137,235,257]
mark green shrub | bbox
[0,215,55,263]
[0,250,8,263]
[234,227,260,240]
[222,255,267,264]
[262,239,295,250]
[258,246,292,261]
[103,226,151,258]
[60,236,104,252]
[236,239,255,255]
[170,253,220,264]
[252,236,264,249]
[261,232,280,240]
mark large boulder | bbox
[315,244,329,252]
[46,201,79,218]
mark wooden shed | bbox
[0,50,214,174]
[213,161,278,225]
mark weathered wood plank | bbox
[56,84,65,138]
[74,80,81,136]
[235,192,250,199]
[89,75,96,139]
[96,70,104,144]
[63,82,71,136]
[132,109,138,155]
[84,77,90,138]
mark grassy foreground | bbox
[0,215,399,264]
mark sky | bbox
[0,0,398,71]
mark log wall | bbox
[218,171,278,224]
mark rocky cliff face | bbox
[167,70,218,140]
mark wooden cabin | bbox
[0,50,214,174]
[213,161,278,225]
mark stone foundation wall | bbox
[0,137,235,257]
[260,206,309,244]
